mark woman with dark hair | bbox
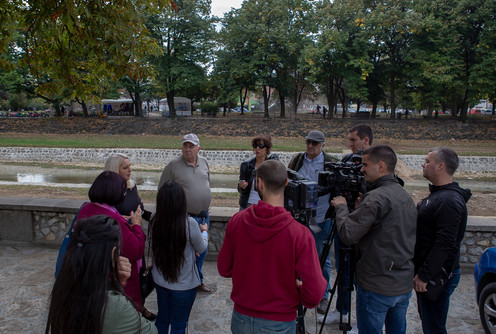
[104,153,152,221]
[151,181,208,334]
[46,215,157,334]
[238,135,279,210]
[77,171,147,314]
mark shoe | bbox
[317,298,328,314]
[143,309,157,321]
[197,283,212,293]
[318,310,346,325]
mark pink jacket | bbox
[77,202,146,305]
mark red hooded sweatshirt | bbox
[217,201,326,321]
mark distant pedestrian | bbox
[322,106,327,118]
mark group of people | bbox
[47,126,471,334]
[47,133,212,334]
[221,125,471,334]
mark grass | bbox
[0,133,494,155]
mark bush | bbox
[200,101,219,117]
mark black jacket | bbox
[238,154,279,208]
[414,182,472,282]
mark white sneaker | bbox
[318,310,346,325]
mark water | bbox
[0,164,239,193]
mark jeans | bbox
[191,214,209,282]
[356,285,411,334]
[334,234,351,314]
[155,284,197,334]
[417,268,461,334]
[231,310,296,334]
[313,218,332,299]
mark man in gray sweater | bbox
[331,145,417,334]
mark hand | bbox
[130,206,143,226]
[296,278,302,287]
[355,192,363,207]
[117,256,131,286]
[413,274,428,292]
[199,222,208,233]
[239,180,248,189]
[331,196,347,207]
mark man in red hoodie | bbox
[218,159,326,333]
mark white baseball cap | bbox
[182,133,200,146]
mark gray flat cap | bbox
[305,130,325,142]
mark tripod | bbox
[318,215,355,334]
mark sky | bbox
[210,0,244,17]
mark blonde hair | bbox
[104,153,135,189]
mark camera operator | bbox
[330,145,417,334]
[321,124,373,326]
[288,130,338,314]
[217,160,326,333]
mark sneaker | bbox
[318,310,347,325]
[317,298,328,314]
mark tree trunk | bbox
[166,92,176,117]
[324,78,336,120]
[263,86,270,119]
[279,90,285,118]
[371,102,377,118]
[54,103,62,117]
[390,77,396,119]
[134,92,142,117]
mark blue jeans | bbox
[334,234,351,314]
[231,310,296,334]
[417,268,461,334]
[313,218,332,299]
[155,284,197,334]
[191,214,209,282]
[356,285,411,334]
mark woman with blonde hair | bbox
[104,153,152,221]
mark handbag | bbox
[140,240,155,300]
[421,267,451,302]
[54,202,88,278]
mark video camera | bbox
[318,153,365,210]
[284,169,318,226]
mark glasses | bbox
[253,143,266,149]
[306,140,321,146]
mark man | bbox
[158,133,212,293]
[217,160,326,333]
[330,145,417,334]
[288,130,338,313]
[321,124,373,325]
[413,147,471,333]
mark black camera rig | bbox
[284,169,318,227]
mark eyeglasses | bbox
[253,143,266,149]
[305,140,321,146]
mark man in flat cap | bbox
[288,130,338,313]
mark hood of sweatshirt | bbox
[429,182,472,203]
[241,201,295,243]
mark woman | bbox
[77,171,146,312]
[46,215,157,334]
[238,135,279,210]
[151,181,208,334]
[104,153,152,221]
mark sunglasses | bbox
[305,140,321,146]
[253,143,267,149]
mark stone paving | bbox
[0,243,485,334]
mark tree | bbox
[148,0,216,117]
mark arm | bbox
[188,218,208,254]
[296,232,327,308]
[118,215,146,262]
[237,161,252,194]
[333,194,381,245]
[158,163,173,190]
[106,292,158,334]
[417,199,465,282]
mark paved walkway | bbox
[0,243,484,333]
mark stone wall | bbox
[0,147,495,173]
[1,197,495,265]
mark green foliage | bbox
[200,101,219,116]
